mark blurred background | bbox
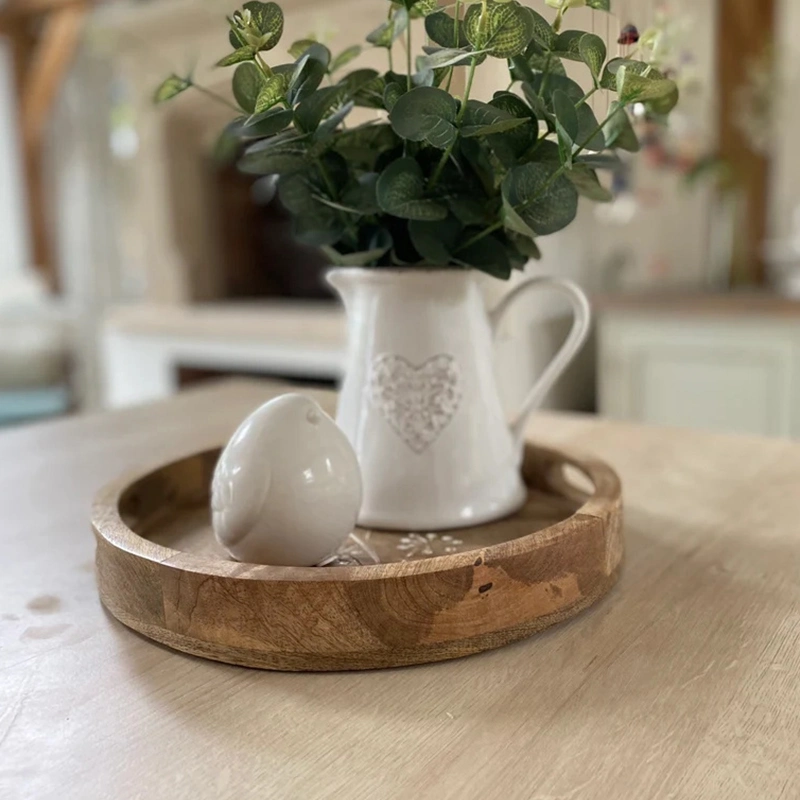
[0,0,798,438]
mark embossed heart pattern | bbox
[368,354,463,454]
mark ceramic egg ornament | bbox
[211,394,362,566]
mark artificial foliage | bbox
[156,0,678,279]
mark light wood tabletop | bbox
[2,380,799,799]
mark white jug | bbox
[327,268,591,531]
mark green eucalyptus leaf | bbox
[577,152,623,170]
[233,62,267,112]
[487,94,538,167]
[383,82,405,111]
[242,1,284,50]
[340,68,385,108]
[376,157,448,220]
[602,101,639,152]
[461,99,530,138]
[334,122,399,167]
[254,73,288,112]
[217,46,257,67]
[646,83,680,115]
[389,86,458,149]
[553,30,585,61]
[237,107,294,137]
[553,90,577,166]
[425,10,465,48]
[409,216,463,264]
[288,38,318,59]
[419,47,477,70]
[322,242,390,266]
[576,103,606,151]
[239,140,308,175]
[579,33,606,83]
[502,161,578,235]
[552,89,578,141]
[287,53,327,105]
[316,100,354,137]
[617,65,679,106]
[457,235,511,279]
[330,45,362,72]
[294,85,346,132]
[464,0,534,59]
[447,194,490,225]
[522,6,556,50]
[566,163,612,202]
[586,0,610,11]
[502,196,539,240]
[600,58,665,91]
[153,74,191,103]
[367,6,409,48]
[405,0,438,18]
[508,231,541,260]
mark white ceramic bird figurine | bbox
[211,394,362,566]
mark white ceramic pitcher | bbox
[327,268,591,531]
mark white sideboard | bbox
[597,294,800,438]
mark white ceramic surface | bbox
[211,393,362,566]
[328,268,591,531]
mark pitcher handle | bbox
[489,277,592,452]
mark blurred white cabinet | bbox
[598,296,800,438]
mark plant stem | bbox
[406,17,412,91]
[388,46,394,73]
[192,83,240,113]
[457,57,477,124]
[429,55,478,189]
[255,53,273,78]
[576,86,599,109]
[539,52,554,96]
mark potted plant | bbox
[157,0,677,530]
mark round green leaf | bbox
[237,107,294,138]
[389,86,458,149]
[288,39,318,59]
[502,161,578,236]
[376,157,447,220]
[287,53,327,106]
[216,46,257,67]
[464,1,534,59]
[367,6,409,48]
[566,164,612,202]
[579,33,606,83]
[294,85,346,132]
[330,45,362,72]
[409,216,463,263]
[233,62,267,112]
[243,1,284,50]
[456,235,511,279]
[254,73,288,112]
[425,10,465,48]
[153,74,191,104]
[600,58,665,91]
[617,65,679,107]
[523,6,556,51]
[602,101,640,152]
[460,99,530,138]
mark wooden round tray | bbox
[92,444,623,671]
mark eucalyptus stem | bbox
[388,46,394,72]
[576,87,599,109]
[256,53,273,78]
[430,55,478,189]
[406,17,412,91]
[192,83,240,113]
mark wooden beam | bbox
[716,0,777,286]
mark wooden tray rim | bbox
[92,442,621,583]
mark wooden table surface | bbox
[2,381,799,799]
